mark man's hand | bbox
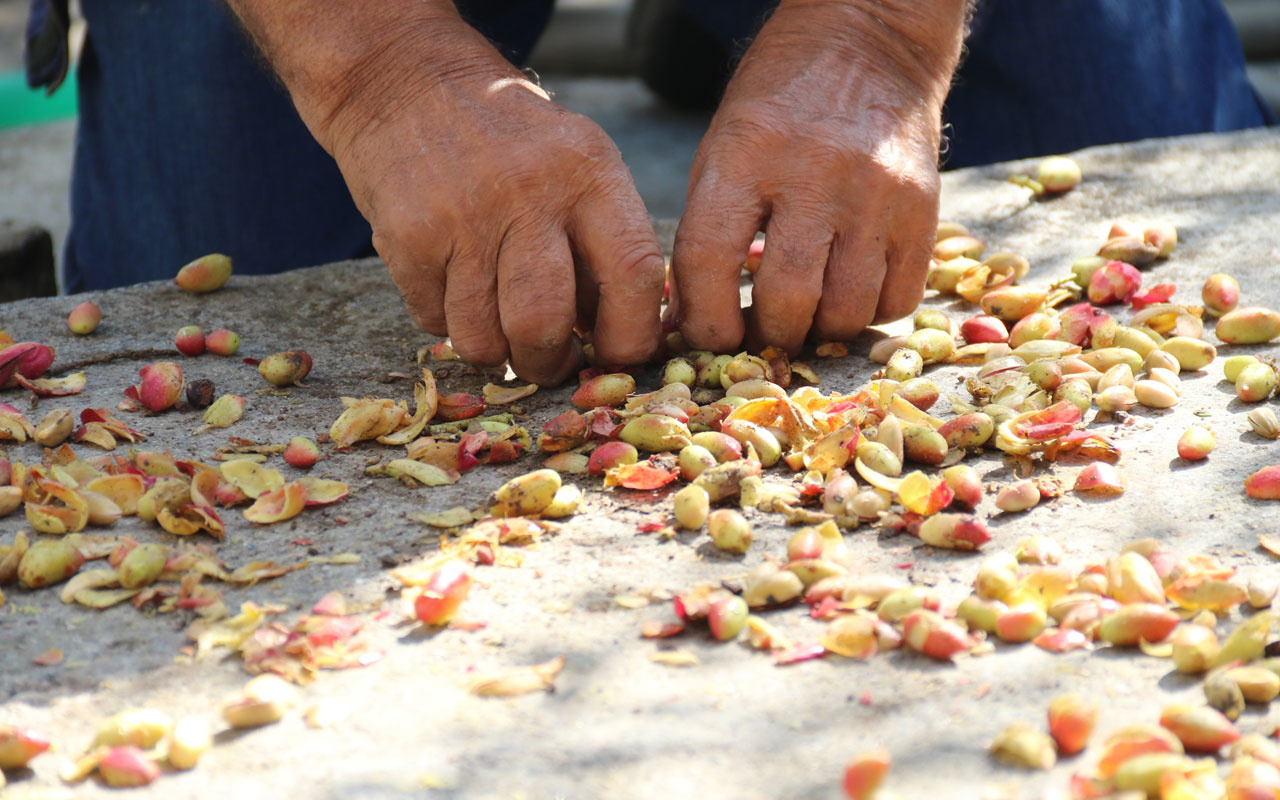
[227,1,665,385]
[669,0,970,355]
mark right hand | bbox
[316,17,666,385]
[665,0,969,356]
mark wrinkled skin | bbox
[323,18,667,385]
[669,2,959,355]
[229,0,967,383]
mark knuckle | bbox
[673,230,738,274]
[713,113,778,152]
[783,189,839,219]
[491,160,547,198]
[765,162,847,212]
[487,118,619,202]
[759,231,832,280]
[868,152,940,202]
[755,248,825,301]
[671,235,709,269]
[795,140,852,178]
[503,265,572,310]
[446,276,496,317]
[571,125,622,165]
[606,240,666,293]
[558,112,612,146]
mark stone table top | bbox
[1,127,1279,799]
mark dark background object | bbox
[0,220,56,302]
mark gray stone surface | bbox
[0,0,24,72]
[0,120,74,289]
[1,128,1280,798]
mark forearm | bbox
[762,0,973,108]
[223,0,510,156]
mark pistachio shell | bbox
[174,253,232,292]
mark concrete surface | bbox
[1,128,1280,799]
[0,121,72,280]
[0,0,22,72]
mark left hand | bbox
[668,0,970,355]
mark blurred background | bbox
[1,0,1277,301]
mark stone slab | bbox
[0,128,1279,799]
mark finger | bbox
[661,259,680,335]
[572,254,600,335]
[497,224,581,384]
[873,200,937,324]
[443,243,509,367]
[375,232,448,337]
[671,170,763,353]
[568,183,666,366]
[812,223,887,342]
[746,204,833,355]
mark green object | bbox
[0,69,78,129]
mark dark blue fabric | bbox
[678,0,772,59]
[943,0,1276,167]
[24,0,70,92]
[456,0,556,64]
[66,1,377,293]
[63,0,1272,290]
